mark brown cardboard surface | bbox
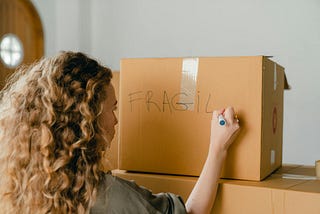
[119,56,286,180]
[286,165,316,177]
[260,59,284,178]
[101,71,120,171]
[285,180,320,214]
[113,167,320,214]
[273,164,317,181]
[213,185,285,214]
[284,191,320,214]
[273,163,302,174]
[217,166,320,214]
[290,180,320,193]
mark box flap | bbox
[263,56,290,90]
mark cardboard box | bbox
[101,71,120,171]
[286,180,320,214]
[214,178,320,214]
[213,165,320,214]
[119,56,288,180]
[113,165,320,214]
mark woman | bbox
[0,51,240,213]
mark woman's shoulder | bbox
[90,172,187,214]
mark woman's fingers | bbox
[212,107,240,130]
[224,107,234,122]
[212,109,224,120]
[224,107,240,126]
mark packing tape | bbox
[270,150,275,165]
[282,173,317,180]
[180,58,199,111]
[315,160,320,179]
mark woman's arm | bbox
[185,107,240,214]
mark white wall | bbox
[30,0,56,56]
[31,0,91,56]
[32,0,320,166]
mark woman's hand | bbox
[210,107,240,154]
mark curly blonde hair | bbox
[0,51,113,213]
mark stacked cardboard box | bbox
[113,165,320,214]
[119,56,288,181]
[110,57,320,213]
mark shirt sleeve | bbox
[91,173,187,214]
[153,192,187,214]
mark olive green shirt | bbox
[90,172,187,214]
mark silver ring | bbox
[218,114,226,126]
